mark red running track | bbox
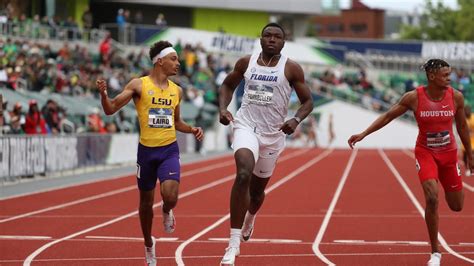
[0,148,473,265]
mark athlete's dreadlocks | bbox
[420,59,450,73]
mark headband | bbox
[152,47,177,64]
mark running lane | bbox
[0,155,234,264]
[178,149,352,265]
[16,149,307,265]
[385,149,474,265]
[318,149,434,265]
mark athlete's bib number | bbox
[427,131,450,148]
[247,84,274,105]
[148,108,173,128]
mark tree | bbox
[400,0,474,41]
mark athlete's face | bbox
[260,27,285,55]
[429,66,451,89]
[158,52,180,76]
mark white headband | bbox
[152,47,177,64]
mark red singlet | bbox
[414,86,462,192]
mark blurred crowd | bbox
[0,33,229,135]
[310,64,473,113]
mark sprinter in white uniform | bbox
[218,23,314,265]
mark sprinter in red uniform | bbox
[348,59,473,266]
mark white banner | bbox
[422,42,474,61]
[106,134,138,164]
[9,138,28,176]
[26,137,45,174]
[147,27,335,65]
[45,137,78,172]
[0,138,9,178]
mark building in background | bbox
[312,0,385,39]
[88,0,324,39]
[384,9,421,39]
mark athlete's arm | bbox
[218,56,250,125]
[280,60,314,135]
[97,78,141,115]
[348,90,415,149]
[454,90,474,171]
[174,86,204,141]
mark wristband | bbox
[293,117,301,124]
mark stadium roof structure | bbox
[103,0,323,14]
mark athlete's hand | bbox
[468,155,474,176]
[96,79,108,97]
[279,118,299,135]
[348,133,365,149]
[192,127,204,141]
[219,109,234,125]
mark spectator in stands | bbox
[155,13,167,28]
[0,62,7,87]
[114,109,134,133]
[134,10,143,24]
[24,99,47,134]
[105,121,117,133]
[10,102,24,124]
[81,6,93,31]
[99,33,113,66]
[7,115,24,134]
[1,100,10,125]
[87,107,106,133]
[42,99,61,134]
[116,9,126,28]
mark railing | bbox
[0,21,108,44]
[311,80,416,123]
[99,23,167,45]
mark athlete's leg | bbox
[438,150,464,212]
[157,144,181,233]
[241,174,270,241]
[161,180,179,213]
[221,148,255,265]
[415,146,440,255]
[422,179,440,254]
[222,127,258,265]
[230,148,255,229]
[445,190,464,211]
[139,189,156,247]
[248,174,271,214]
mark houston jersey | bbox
[415,86,457,152]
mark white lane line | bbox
[85,236,178,242]
[0,235,52,240]
[380,149,474,264]
[0,159,235,224]
[312,148,358,266]
[208,237,302,243]
[0,156,234,201]
[23,149,308,266]
[175,148,334,266]
[23,174,234,266]
[10,250,474,263]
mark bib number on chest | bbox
[247,84,274,105]
[427,131,450,148]
[148,108,173,128]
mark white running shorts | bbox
[232,126,285,178]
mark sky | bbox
[338,0,458,12]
